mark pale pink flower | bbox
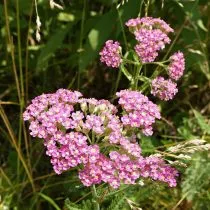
[99,40,122,68]
[168,52,185,80]
[151,77,178,101]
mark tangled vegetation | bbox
[0,0,210,209]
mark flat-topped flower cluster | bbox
[23,88,178,188]
[126,17,174,63]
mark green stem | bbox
[124,59,139,65]
[16,0,24,100]
[25,0,34,102]
[140,60,168,92]
[144,0,150,17]
[151,68,164,79]
[138,75,151,82]
[78,0,87,90]
[92,131,95,144]
[132,64,142,90]
[85,133,92,144]
[140,68,163,93]
[92,185,100,210]
[3,0,21,102]
[120,63,132,81]
[0,106,35,192]
[16,0,25,185]
[111,6,128,96]
[143,61,168,66]
[116,6,128,51]
[112,67,122,95]
[138,0,144,17]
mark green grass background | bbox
[0,0,209,209]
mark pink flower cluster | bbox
[150,52,185,101]
[24,89,178,188]
[99,40,122,68]
[126,17,174,34]
[134,28,171,63]
[79,151,178,188]
[151,77,178,101]
[116,89,161,136]
[168,51,185,80]
[126,17,173,63]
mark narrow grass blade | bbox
[38,193,61,210]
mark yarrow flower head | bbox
[79,151,178,188]
[151,77,178,101]
[125,17,173,63]
[116,90,161,136]
[99,40,122,68]
[168,51,185,80]
[23,89,178,188]
[134,28,171,63]
[125,17,174,34]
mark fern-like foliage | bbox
[182,152,210,210]
[105,193,126,210]
[64,198,82,210]
[64,198,93,210]
[81,200,93,210]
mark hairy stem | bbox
[92,185,100,210]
